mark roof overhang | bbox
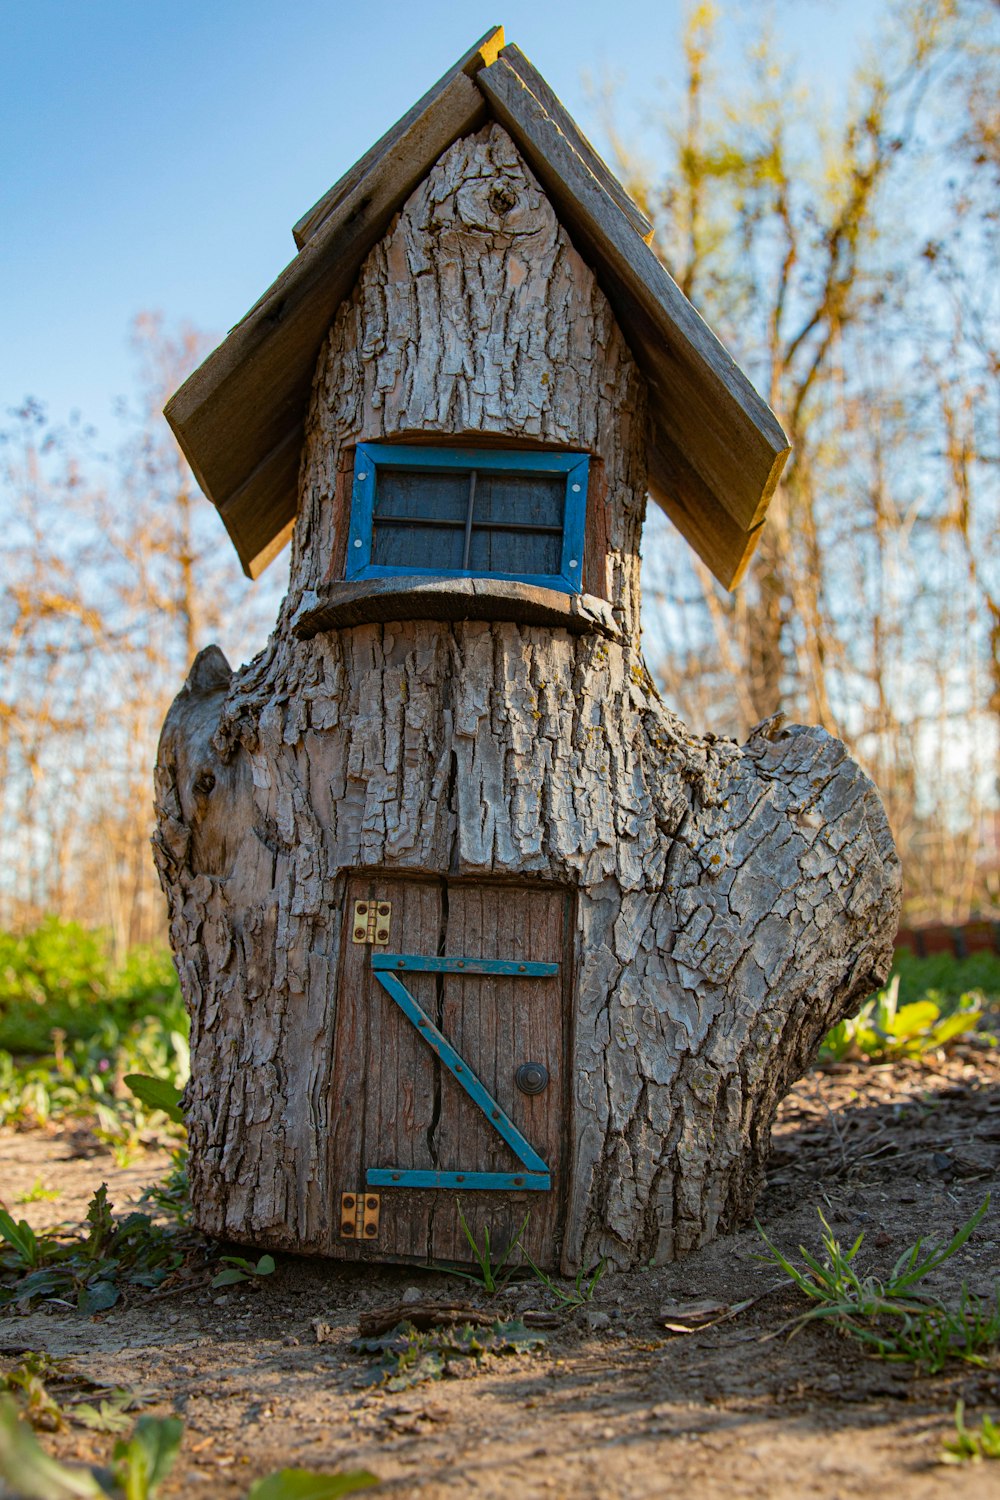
[164,26,790,588]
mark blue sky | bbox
[0,0,876,433]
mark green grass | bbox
[0,919,183,1055]
[757,1197,1000,1371]
[0,920,187,1149]
[942,1400,1000,1463]
[892,948,1000,1011]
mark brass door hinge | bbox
[340,1191,380,1240]
[351,899,391,945]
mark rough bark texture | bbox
[154,126,901,1271]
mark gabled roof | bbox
[164,27,790,588]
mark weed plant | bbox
[757,1197,999,1371]
[0,920,183,1054]
[942,1400,1000,1463]
[0,1394,377,1497]
[351,1316,545,1390]
[820,973,989,1063]
[447,1205,532,1293]
[521,1250,608,1309]
[0,1183,199,1314]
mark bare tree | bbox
[0,317,285,951]
[619,0,999,920]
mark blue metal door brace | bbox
[366,952,557,1192]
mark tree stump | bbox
[154,126,900,1271]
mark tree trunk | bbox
[154,125,900,1270]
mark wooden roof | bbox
[164,26,790,588]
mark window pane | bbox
[372,520,465,570]
[363,460,571,577]
[468,527,562,576]
[375,469,469,524]
[474,472,564,530]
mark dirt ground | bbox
[3,1047,1000,1498]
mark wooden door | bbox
[327,875,571,1269]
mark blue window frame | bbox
[346,444,589,595]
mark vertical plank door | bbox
[326,875,571,1269]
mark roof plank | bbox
[165,72,488,576]
[497,44,654,245]
[292,26,506,250]
[647,420,764,590]
[476,55,790,540]
[164,32,790,589]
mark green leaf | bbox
[73,1394,134,1434]
[123,1075,185,1125]
[887,1000,940,1039]
[78,1280,120,1315]
[980,1413,1000,1459]
[932,1010,982,1047]
[212,1252,274,1285]
[0,1395,106,1498]
[210,1267,250,1287]
[113,1415,183,1500]
[247,1468,379,1499]
[0,1209,40,1266]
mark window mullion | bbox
[461,470,477,571]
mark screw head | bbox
[343,1195,355,1209]
[364,1223,377,1237]
[366,1197,378,1209]
[354,538,363,547]
[515,1061,549,1096]
[341,1221,354,1235]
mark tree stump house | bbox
[154,29,901,1271]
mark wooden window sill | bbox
[290,575,622,640]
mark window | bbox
[346,445,589,594]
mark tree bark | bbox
[154,126,901,1270]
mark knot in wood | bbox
[488,181,519,217]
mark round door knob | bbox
[515,1061,549,1095]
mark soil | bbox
[2,1047,1000,1498]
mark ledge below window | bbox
[290,576,622,641]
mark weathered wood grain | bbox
[291,577,621,640]
[496,43,654,245]
[155,129,900,1272]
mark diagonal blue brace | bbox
[367,952,556,1192]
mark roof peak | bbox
[164,29,789,586]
